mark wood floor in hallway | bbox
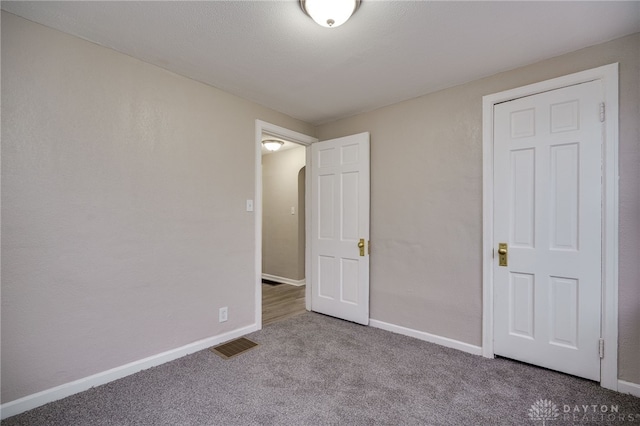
[262,283,306,326]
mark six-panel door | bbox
[493,81,603,381]
[311,132,370,325]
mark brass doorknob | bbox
[498,243,508,266]
[358,238,365,256]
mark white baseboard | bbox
[0,323,259,420]
[618,380,640,398]
[262,273,305,287]
[370,318,640,396]
[369,319,483,356]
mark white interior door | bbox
[311,132,370,325]
[493,80,603,381]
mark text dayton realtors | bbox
[562,404,640,423]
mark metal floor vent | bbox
[210,337,259,359]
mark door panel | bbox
[509,272,534,339]
[510,148,535,247]
[311,133,370,325]
[493,81,602,381]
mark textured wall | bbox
[316,33,640,384]
[0,12,313,403]
[262,146,306,281]
[2,10,638,407]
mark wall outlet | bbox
[219,307,228,323]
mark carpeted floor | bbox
[3,312,639,425]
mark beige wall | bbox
[2,10,638,406]
[0,12,314,403]
[262,146,306,281]
[316,33,640,384]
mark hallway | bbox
[262,283,305,326]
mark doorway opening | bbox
[254,120,317,329]
[261,137,306,325]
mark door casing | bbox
[254,120,318,329]
[481,63,619,390]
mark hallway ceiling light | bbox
[300,0,361,28]
[262,139,284,152]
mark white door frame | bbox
[254,120,318,329]
[481,63,619,390]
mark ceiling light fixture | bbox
[300,0,361,28]
[262,139,284,152]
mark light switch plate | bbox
[246,200,254,212]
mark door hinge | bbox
[599,339,605,359]
[599,102,606,122]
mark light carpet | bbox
[3,312,639,425]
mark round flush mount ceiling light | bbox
[262,139,284,152]
[300,0,361,28]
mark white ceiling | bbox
[3,1,639,125]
